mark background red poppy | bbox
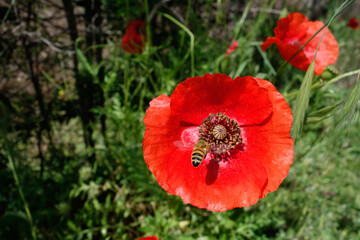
[121,20,146,54]
[143,73,294,211]
[347,17,359,30]
[261,13,339,75]
[226,40,239,55]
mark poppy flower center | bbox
[199,113,242,156]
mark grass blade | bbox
[256,45,276,76]
[233,0,253,40]
[291,60,315,140]
[335,72,360,128]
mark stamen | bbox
[198,113,242,159]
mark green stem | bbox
[144,0,152,47]
[320,69,360,90]
[179,0,192,49]
[284,69,360,99]
[163,13,195,77]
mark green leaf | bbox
[291,60,315,140]
[68,220,81,232]
[75,38,97,77]
[308,102,341,118]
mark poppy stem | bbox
[144,0,152,47]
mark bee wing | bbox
[173,140,194,151]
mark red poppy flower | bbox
[226,39,239,56]
[143,73,294,212]
[261,13,339,75]
[138,236,158,240]
[347,17,359,30]
[121,20,146,54]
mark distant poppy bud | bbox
[320,65,340,81]
[347,17,359,30]
[121,20,146,54]
[226,39,239,56]
[143,73,294,212]
[261,12,339,75]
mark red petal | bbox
[170,73,273,126]
[274,13,308,42]
[143,94,174,188]
[261,37,311,74]
[248,78,294,195]
[302,21,339,75]
[121,20,146,54]
[261,37,278,52]
[138,237,158,240]
[121,34,145,54]
[126,20,145,36]
[164,145,269,211]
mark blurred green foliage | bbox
[0,0,360,239]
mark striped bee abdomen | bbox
[191,139,208,167]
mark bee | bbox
[191,139,208,167]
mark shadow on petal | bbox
[205,160,219,185]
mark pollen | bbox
[199,113,242,157]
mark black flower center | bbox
[199,113,242,157]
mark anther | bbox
[198,112,242,158]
